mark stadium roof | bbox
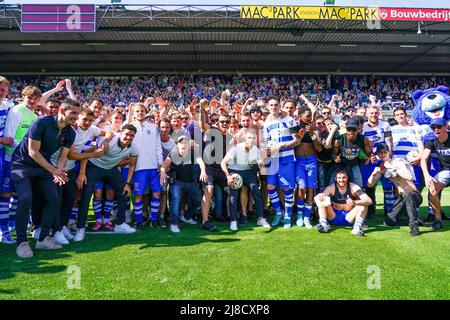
[0,4,449,74]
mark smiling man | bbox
[11,99,80,258]
[421,118,449,231]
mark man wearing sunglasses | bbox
[421,118,449,230]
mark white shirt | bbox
[89,134,138,170]
[227,142,261,171]
[52,125,102,170]
[130,121,163,171]
[0,100,13,150]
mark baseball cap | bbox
[430,118,446,127]
[376,142,389,153]
[177,135,190,143]
[346,117,360,129]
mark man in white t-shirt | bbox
[221,130,271,231]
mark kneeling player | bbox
[315,169,372,236]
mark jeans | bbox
[389,191,422,226]
[169,180,202,225]
[78,163,127,229]
[11,163,59,244]
[58,168,78,230]
[229,169,263,222]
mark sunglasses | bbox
[210,118,219,122]
[322,111,330,115]
[220,120,231,124]
[431,125,443,130]
[346,127,358,132]
[250,110,261,113]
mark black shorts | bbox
[203,166,229,191]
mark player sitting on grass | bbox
[368,143,422,236]
[315,169,372,236]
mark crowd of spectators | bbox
[5,75,449,111]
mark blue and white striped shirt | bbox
[362,120,391,154]
[0,100,13,150]
[391,124,423,160]
[263,115,297,164]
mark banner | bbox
[240,6,379,20]
[379,8,450,21]
[240,5,450,21]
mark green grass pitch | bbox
[0,189,449,300]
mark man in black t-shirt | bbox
[421,118,449,230]
[11,99,80,258]
[160,136,208,233]
[332,117,372,188]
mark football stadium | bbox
[0,0,449,303]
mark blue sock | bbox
[92,200,103,222]
[69,207,78,224]
[384,187,395,213]
[104,200,113,222]
[8,196,17,228]
[296,199,305,219]
[151,197,160,221]
[268,189,282,215]
[284,189,293,219]
[304,204,312,218]
[0,196,10,236]
[134,200,143,223]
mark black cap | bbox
[346,117,360,129]
[376,142,389,153]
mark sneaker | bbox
[8,224,16,233]
[36,236,62,250]
[351,227,364,236]
[62,226,74,240]
[424,213,435,223]
[409,224,420,236]
[180,215,198,225]
[150,220,158,228]
[103,221,114,231]
[91,221,103,231]
[271,214,282,227]
[239,215,248,225]
[114,223,136,234]
[125,211,132,224]
[202,221,217,232]
[73,228,86,242]
[53,231,69,245]
[16,242,33,258]
[316,223,329,233]
[296,215,304,227]
[384,215,397,227]
[158,218,167,228]
[32,227,41,240]
[1,233,16,244]
[170,224,181,233]
[303,217,313,229]
[134,222,144,230]
[431,220,444,231]
[230,221,238,231]
[257,218,271,228]
[283,218,291,229]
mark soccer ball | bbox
[228,173,243,190]
[406,150,419,163]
